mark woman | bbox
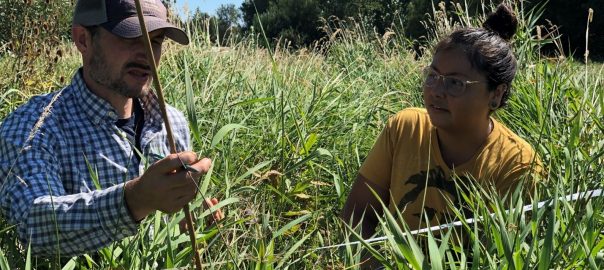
[341,4,541,241]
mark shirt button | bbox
[107,112,116,118]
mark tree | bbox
[241,0,270,30]
[525,0,603,61]
[187,5,242,46]
[215,4,243,44]
[239,0,405,48]
[322,0,402,33]
[253,0,323,48]
[399,0,604,61]
[217,4,242,28]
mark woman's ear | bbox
[489,84,507,109]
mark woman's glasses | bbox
[422,66,487,97]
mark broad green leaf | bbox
[184,55,201,144]
[233,160,273,186]
[272,213,311,239]
[61,257,77,270]
[211,123,247,148]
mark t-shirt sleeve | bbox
[359,117,396,190]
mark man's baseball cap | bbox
[73,0,189,45]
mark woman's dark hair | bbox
[434,3,518,109]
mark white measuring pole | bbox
[314,189,603,251]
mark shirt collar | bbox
[138,86,164,130]
[72,68,163,129]
[73,69,119,125]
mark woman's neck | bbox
[437,118,493,168]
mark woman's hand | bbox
[179,197,225,232]
[340,174,389,239]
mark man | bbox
[0,0,221,257]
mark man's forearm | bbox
[21,184,138,257]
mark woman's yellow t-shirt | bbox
[359,107,541,230]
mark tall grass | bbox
[1,0,603,268]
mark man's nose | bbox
[131,38,151,61]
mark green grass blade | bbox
[275,230,314,269]
[25,242,31,270]
[0,248,10,270]
[210,123,247,148]
[272,213,312,239]
[183,54,201,144]
[61,257,77,270]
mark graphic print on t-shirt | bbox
[397,166,471,222]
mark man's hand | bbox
[124,151,211,221]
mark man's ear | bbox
[72,25,92,55]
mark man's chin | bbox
[123,80,151,98]
[122,74,151,94]
[113,86,146,98]
[126,88,149,98]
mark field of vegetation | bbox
[0,2,603,269]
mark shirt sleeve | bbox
[359,117,396,190]
[167,105,191,152]
[0,121,138,257]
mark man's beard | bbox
[88,42,151,98]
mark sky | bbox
[175,0,245,18]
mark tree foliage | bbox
[0,0,600,60]
[236,0,602,60]
[526,0,602,61]
[239,0,403,48]
[253,0,323,47]
[189,4,242,46]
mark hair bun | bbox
[482,4,518,41]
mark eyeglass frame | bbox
[422,66,488,97]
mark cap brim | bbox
[102,16,189,45]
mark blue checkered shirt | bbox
[0,69,191,257]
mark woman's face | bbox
[423,46,499,134]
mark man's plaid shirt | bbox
[0,69,190,257]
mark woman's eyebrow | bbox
[430,65,465,77]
